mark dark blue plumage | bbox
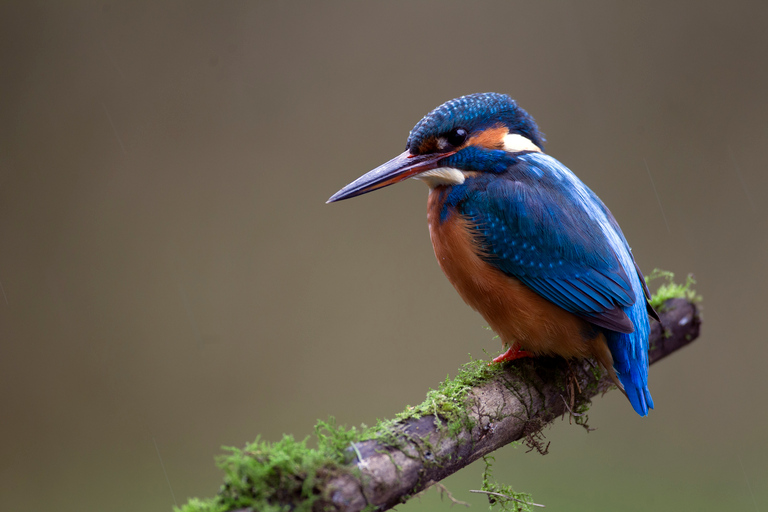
[329,93,658,416]
[408,93,545,154]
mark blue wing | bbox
[457,153,639,333]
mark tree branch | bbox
[325,298,700,511]
[204,298,699,512]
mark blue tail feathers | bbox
[606,330,654,416]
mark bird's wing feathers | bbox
[458,156,638,333]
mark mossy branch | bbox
[179,297,701,512]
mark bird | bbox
[327,93,659,416]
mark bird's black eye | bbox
[446,127,468,147]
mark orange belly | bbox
[427,189,612,364]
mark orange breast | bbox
[427,188,610,362]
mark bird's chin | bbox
[413,167,466,189]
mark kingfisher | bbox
[328,93,659,416]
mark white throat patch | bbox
[502,133,541,153]
[414,167,466,189]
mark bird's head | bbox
[327,92,545,203]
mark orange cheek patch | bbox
[466,125,507,150]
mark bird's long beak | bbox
[327,150,456,203]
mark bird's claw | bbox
[490,344,534,365]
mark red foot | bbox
[490,344,534,364]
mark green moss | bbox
[176,420,360,512]
[394,358,503,425]
[480,456,537,512]
[646,268,701,310]
[175,498,225,512]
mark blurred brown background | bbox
[1,2,766,511]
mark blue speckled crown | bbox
[406,93,545,154]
